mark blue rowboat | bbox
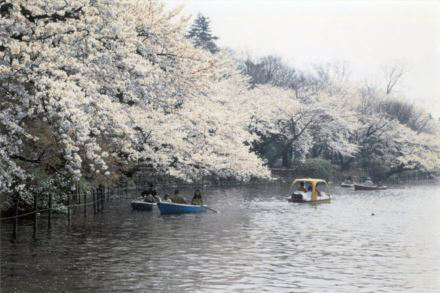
[131,199,156,211]
[157,202,207,215]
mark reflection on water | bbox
[1,184,440,293]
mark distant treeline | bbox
[237,55,440,182]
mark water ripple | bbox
[1,184,440,293]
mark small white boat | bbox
[354,177,387,191]
[340,182,354,188]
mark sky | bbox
[167,0,440,118]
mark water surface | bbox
[1,183,440,293]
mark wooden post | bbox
[99,187,103,213]
[83,189,87,219]
[96,188,100,213]
[33,194,38,239]
[67,192,71,225]
[77,183,81,204]
[99,185,104,213]
[12,195,18,240]
[48,193,52,229]
[99,190,102,212]
[125,181,128,199]
[92,189,96,215]
[96,189,99,213]
[102,189,105,212]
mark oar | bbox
[204,206,219,213]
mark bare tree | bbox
[314,60,351,85]
[382,62,407,95]
[241,55,321,99]
[359,80,380,114]
[242,55,284,87]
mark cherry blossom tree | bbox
[0,0,270,201]
[246,85,359,168]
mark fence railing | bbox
[1,177,273,240]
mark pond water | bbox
[1,183,440,293]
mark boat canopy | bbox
[291,178,327,186]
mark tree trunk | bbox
[281,145,293,168]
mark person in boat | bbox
[297,182,307,192]
[142,182,160,203]
[170,189,187,204]
[364,177,374,185]
[316,183,322,197]
[304,185,313,201]
[191,189,203,206]
[163,194,172,202]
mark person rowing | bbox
[170,189,187,204]
[141,182,160,203]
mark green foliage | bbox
[186,13,219,53]
[360,158,390,183]
[0,192,13,212]
[297,158,333,180]
[1,172,76,214]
